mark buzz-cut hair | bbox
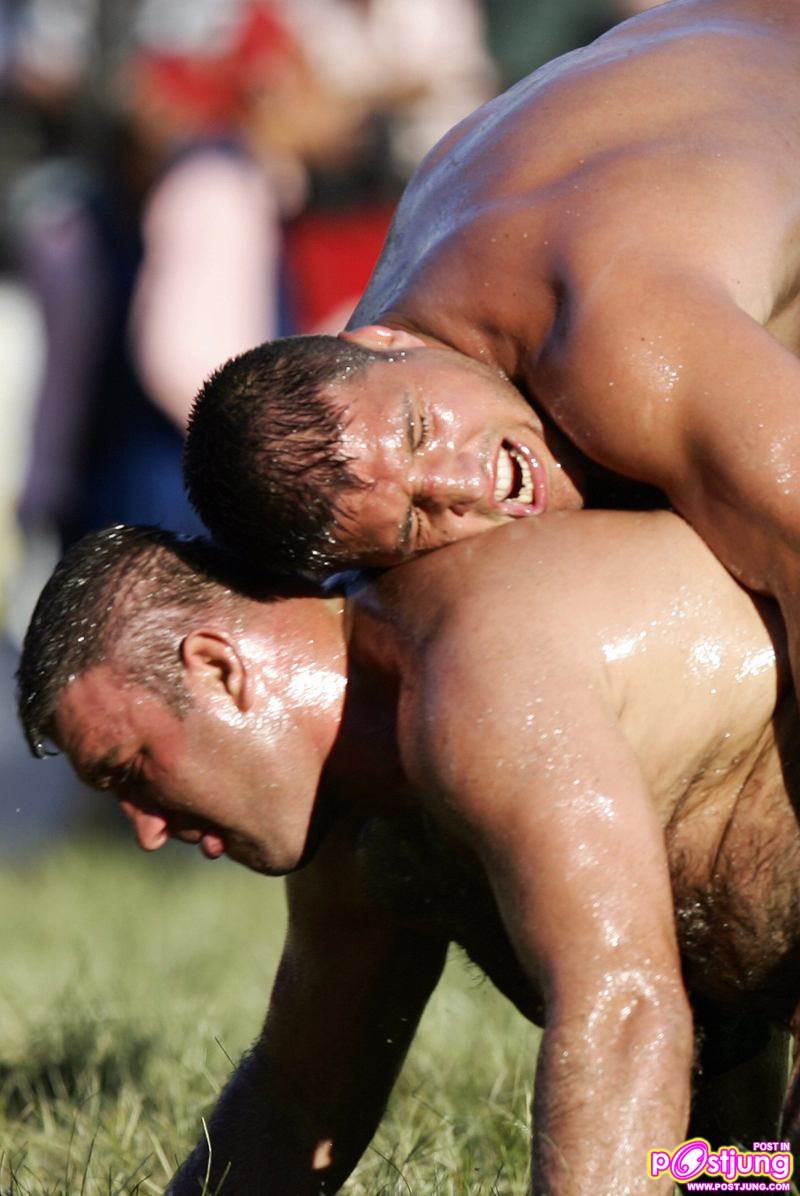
[184,335,381,577]
[16,524,276,759]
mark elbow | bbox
[553,970,694,1077]
[609,981,694,1074]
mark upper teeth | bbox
[494,444,535,504]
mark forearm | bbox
[170,906,447,1196]
[168,1042,376,1195]
[416,628,696,1191]
[531,998,693,1196]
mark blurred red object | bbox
[285,205,395,332]
[131,4,301,133]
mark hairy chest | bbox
[669,724,800,1018]
[355,734,800,1028]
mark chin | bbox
[225,805,335,876]
[224,833,308,877]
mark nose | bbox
[119,798,169,851]
[414,451,486,515]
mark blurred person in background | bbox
[10,0,367,578]
[281,0,495,182]
[0,0,494,844]
[129,0,496,389]
[0,0,139,843]
[127,0,371,431]
[277,0,495,335]
[6,0,162,575]
[0,0,608,847]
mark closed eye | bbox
[398,505,415,555]
[113,760,138,788]
[401,506,428,557]
[81,752,124,790]
[99,759,140,793]
[415,409,431,451]
[404,391,431,454]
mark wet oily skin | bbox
[352,512,799,1016]
[329,350,582,566]
[333,0,800,724]
[47,509,800,1194]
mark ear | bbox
[180,631,253,712]
[339,325,428,352]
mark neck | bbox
[378,312,520,378]
[251,590,348,754]
[373,259,556,383]
[251,586,410,816]
[322,588,411,813]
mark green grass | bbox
[1,835,538,1194]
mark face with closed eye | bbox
[329,337,585,568]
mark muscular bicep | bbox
[546,271,800,602]
[411,632,683,1009]
[673,301,800,599]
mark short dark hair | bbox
[16,524,272,758]
[184,335,378,577]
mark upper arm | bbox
[543,265,800,599]
[669,297,800,599]
[408,616,684,1017]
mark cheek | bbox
[431,396,489,450]
[433,402,461,440]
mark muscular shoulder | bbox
[382,511,778,807]
[377,511,701,687]
[406,509,697,619]
[388,509,776,716]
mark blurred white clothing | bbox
[134,0,247,56]
[129,147,282,430]
[0,280,45,624]
[279,0,495,175]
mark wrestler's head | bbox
[184,328,585,578]
[17,526,345,874]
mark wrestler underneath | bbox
[19,510,800,1193]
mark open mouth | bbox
[493,440,546,512]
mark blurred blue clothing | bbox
[16,144,276,545]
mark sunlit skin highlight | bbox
[52,595,349,876]
[331,336,585,566]
[45,511,800,1196]
[284,0,800,751]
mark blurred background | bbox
[0,3,667,1190]
[0,0,662,852]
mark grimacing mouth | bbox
[492,440,547,513]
